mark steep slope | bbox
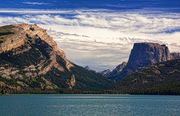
[0,24,111,93]
[101,62,127,79]
[114,59,180,95]
[126,43,170,71]
[110,42,180,79]
[101,69,111,77]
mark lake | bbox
[0,94,180,116]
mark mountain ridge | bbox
[0,23,111,93]
[1,23,180,95]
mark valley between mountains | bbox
[0,24,180,94]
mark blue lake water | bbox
[0,94,180,116]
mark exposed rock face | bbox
[110,42,174,79]
[101,69,111,77]
[109,62,127,77]
[0,24,72,76]
[101,62,127,78]
[67,75,76,89]
[0,24,111,93]
[126,43,171,71]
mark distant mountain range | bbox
[0,24,180,94]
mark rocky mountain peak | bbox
[0,23,73,76]
[100,69,111,77]
[112,62,127,73]
[0,24,64,56]
[109,42,178,80]
[0,24,111,93]
[126,42,171,71]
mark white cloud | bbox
[0,9,72,14]
[23,2,49,5]
[0,9,180,71]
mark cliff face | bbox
[101,69,111,77]
[110,42,179,80]
[0,24,110,93]
[126,43,171,71]
[0,24,71,76]
[101,62,127,79]
[110,62,127,75]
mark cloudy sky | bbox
[0,0,180,71]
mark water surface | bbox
[0,94,180,116]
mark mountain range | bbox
[0,24,180,94]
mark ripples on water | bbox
[0,94,180,116]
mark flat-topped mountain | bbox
[0,24,111,93]
[126,43,171,71]
[109,42,180,79]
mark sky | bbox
[0,0,180,71]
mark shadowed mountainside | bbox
[0,24,111,93]
[113,59,180,95]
